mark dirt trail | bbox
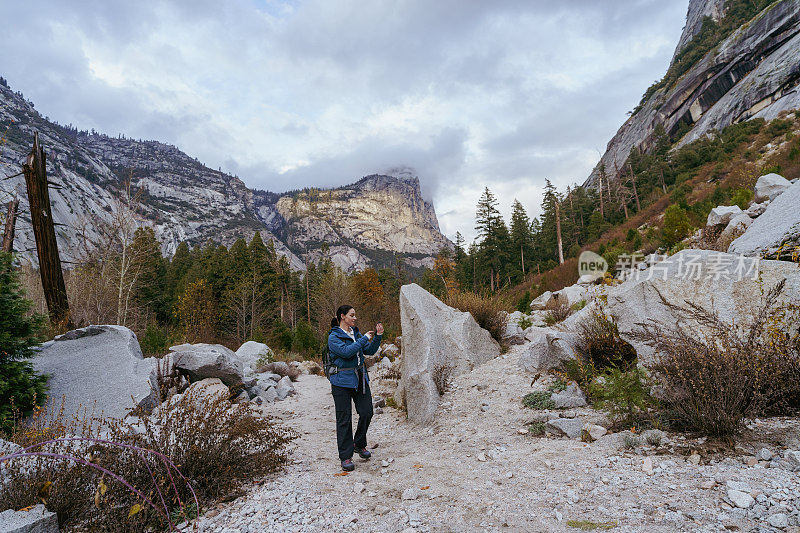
[190,344,800,532]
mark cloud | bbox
[0,0,689,243]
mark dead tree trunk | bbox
[628,162,641,212]
[2,198,19,253]
[23,132,73,328]
[555,201,564,265]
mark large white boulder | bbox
[706,205,743,227]
[754,173,792,203]
[605,249,800,365]
[729,181,800,257]
[167,343,244,388]
[32,325,159,420]
[235,341,272,375]
[397,284,501,424]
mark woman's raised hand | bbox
[376,322,384,335]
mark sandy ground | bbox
[190,343,800,533]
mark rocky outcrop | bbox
[397,284,500,424]
[585,0,800,186]
[0,82,451,274]
[729,180,800,257]
[604,249,800,365]
[31,325,159,420]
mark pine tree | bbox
[0,252,47,433]
[509,199,533,278]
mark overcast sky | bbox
[0,0,688,243]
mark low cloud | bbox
[0,0,688,242]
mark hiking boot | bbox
[341,458,355,471]
[355,447,372,459]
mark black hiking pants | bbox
[331,377,373,461]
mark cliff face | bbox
[0,81,451,273]
[273,174,450,271]
[586,0,800,185]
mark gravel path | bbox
[188,343,800,532]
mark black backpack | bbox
[322,342,338,378]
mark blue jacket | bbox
[327,326,381,389]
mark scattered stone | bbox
[402,487,420,501]
[745,201,769,218]
[744,456,758,467]
[768,513,789,529]
[0,503,59,533]
[375,505,390,516]
[582,424,608,441]
[700,479,715,489]
[783,450,800,471]
[477,452,487,462]
[688,454,701,465]
[727,489,754,509]
[707,205,743,226]
[353,482,364,494]
[530,291,554,310]
[757,448,773,461]
[519,331,581,371]
[276,376,295,400]
[643,456,653,474]
[550,383,587,408]
[546,418,584,439]
[718,213,752,243]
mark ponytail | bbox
[332,304,354,329]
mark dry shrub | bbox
[306,361,324,376]
[544,300,571,325]
[579,307,637,370]
[0,389,294,531]
[446,291,505,343]
[630,280,800,436]
[257,361,302,382]
[432,364,453,396]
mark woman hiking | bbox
[328,305,382,471]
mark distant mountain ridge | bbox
[0,79,451,272]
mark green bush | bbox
[527,421,546,436]
[625,228,638,242]
[516,316,533,330]
[139,323,172,356]
[730,187,753,209]
[522,391,555,410]
[590,367,654,427]
[291,320,319,357]
[516,291,531,313]
[661,204,691,248]
[0,252,47,434]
